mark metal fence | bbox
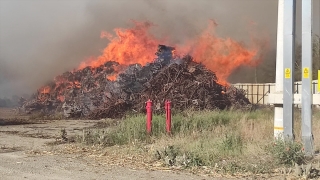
[232,80,319,105]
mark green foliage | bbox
[78,110,243,146]
[172,110,238,134]
[76,109,282,174]
[267,140,305,166]
[154,145,204,167]
[220,133,244,156]
[78,129,109,145]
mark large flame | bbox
[178,20,258,84]
[38,20,262,103]
[79,20,259,83]
[78,21,162,69]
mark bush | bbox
[267,140,305,166]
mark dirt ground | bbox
[0,108,224,180]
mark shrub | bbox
[267,140,305,166]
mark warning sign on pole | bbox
[285,68,291,78]
[303,67,309,78]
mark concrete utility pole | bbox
[274,0,284,138]
[301,0,313,156]
[283,0,296,140]
[274,0,284,139]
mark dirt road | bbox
[0,118,218,180]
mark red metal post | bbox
[165,100,172,134]
[146,99,152,134]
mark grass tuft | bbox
[266,139,305,166]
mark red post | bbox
[165,100,172,134]
[146,99,152,134]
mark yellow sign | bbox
[285,68,291,79]
[303,68,309,78]
[318,70,320,92]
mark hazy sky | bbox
[0,0,319,97]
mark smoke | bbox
[0,0,319,97]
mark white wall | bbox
[232,80,319,104]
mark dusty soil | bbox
[0,108,222,180]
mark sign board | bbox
[303,68,309,78]
[285,68,291,78]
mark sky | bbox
[0,0,319,97]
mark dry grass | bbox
[69,107,320,176]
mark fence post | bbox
[165,100,172,134]
[146,99,152,134]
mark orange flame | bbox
[74,81,81,88]
[78,21,162,69]
[57,95,65,102]
[178,20,258,84]
[36,20,263,104]
[78,20,261,83]
[39,86,51,94]
[107,74,117,81]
